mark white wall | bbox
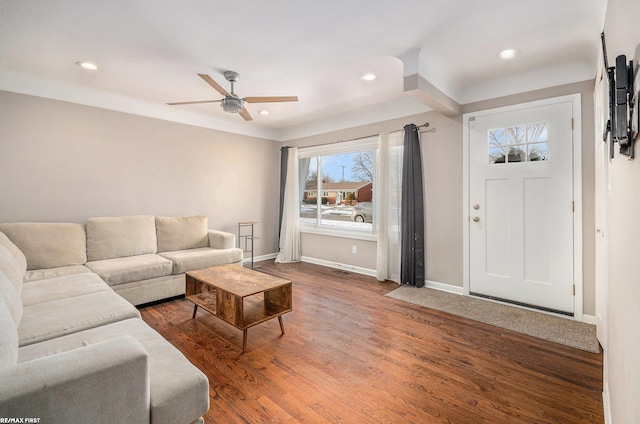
[602,0,640,422]
[0,91,281,256]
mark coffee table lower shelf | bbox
[187,289,291,352]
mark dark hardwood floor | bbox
[139,261,604,424]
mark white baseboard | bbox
[425,280,464,295]
[243,253,278,264]
[603,382,612,424]
[582,314,597,325]
[300,256,377,277]
[263,259,461,286]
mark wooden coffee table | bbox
[185,264,292,352]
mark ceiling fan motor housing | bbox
[221,96,244,113]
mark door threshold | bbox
[469,292,574,317]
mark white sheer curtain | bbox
[276,147,301,263]
[376,130,404,282]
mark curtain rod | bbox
[288,122,430,150]
[340,122,429,142]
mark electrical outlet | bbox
[352,245,357,254]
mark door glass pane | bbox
[490,147,506,164]
[507,125,526,145]
[528,143,548,161]
[527,122,548,142]
[507,146,526,162]
[489,128,506,147]
[489,122,549,165]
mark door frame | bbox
[593,59,608,346]
[462,94,583,321]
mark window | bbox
[489,122,548,164]
[298,137,377,237]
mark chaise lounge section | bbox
[0,215,242,423]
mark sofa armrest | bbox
[208,229,236,250]
[0,336,150,424]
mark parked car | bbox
[351,202,372,223]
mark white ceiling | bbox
[0,0,606,141]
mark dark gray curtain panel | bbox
[400,124,425,287]
[278,146,290,243]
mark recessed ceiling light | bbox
[259,110,270,116]
[76,61,98,70]
[497,49,521,60]
[360,73,377,81]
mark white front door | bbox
[467,99,575,314]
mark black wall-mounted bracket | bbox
[602,31,637,159]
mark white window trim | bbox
[298,137,378,158]
[301,225,378,241]
[298,136,378,241]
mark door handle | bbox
[472,216,480,222]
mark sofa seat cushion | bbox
[156,215,209,253]
[0,223,87,270]
[18,291,140,347]
[159,247,243,274]
[21,273,111,306]
[112,275,185,307]
[86,215,158,261]
[86,254,173,286]
[24,265,93,283]
[19,318,210,424]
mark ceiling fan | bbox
[167,71,298,121]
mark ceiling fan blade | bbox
[244,96,298,103]
[166,99,221,106]
[239,107,253,121]
[198,73,230,96]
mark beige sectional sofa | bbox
[0,215,244,424]
[0,214,243,305]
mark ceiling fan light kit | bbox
[168,71,298,122]
[221,96,245,113]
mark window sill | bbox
[300,225,377,242]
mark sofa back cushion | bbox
[0,291,19,368]
[0,241,25,295]
[156,215,209,253]
[0,223,87,270]
[86,215,158,261]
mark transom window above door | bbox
[488,122,549,164]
